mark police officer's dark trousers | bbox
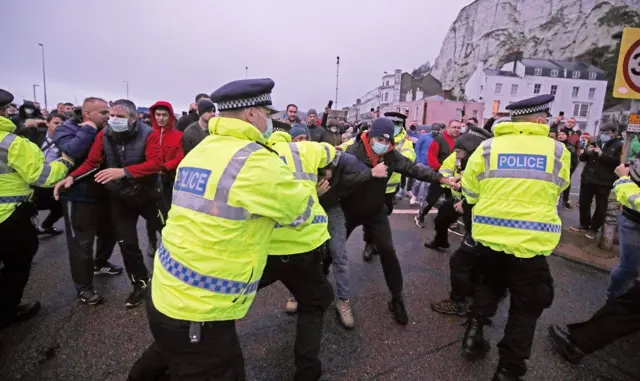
[566,280,640,355]
[259,245,334,381]
[447,204,480,301]
[469,245,554,377]
[62,199,117,291]
[128,295,245,381]
[0,203,38,318]
[347,210,403,295]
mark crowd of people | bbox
[0,79,639,381]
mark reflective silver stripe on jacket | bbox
[322,144,332,166]
[158,243,259,295]
[274,196,315,228]
[172,143,263,220]
[33,164,52,186]
[289,143,318,182]
[0,134,17,174]
[473,215,561,233]
[628,194,640,211]
[476,139,567,188]
[440,168,454,176]
[0,195,29,204]
[275,212,327,228]
[462,187,478,198]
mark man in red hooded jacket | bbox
[146,101,184,256]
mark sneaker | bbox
[564,201,573,209]
[448,223,465,237]
[585,230,597,240]
[36,226,63,236]
[146,245,156,257]
[568,226,587,233]
[362,243,376,262]
[125,281,148,308]
[424,240,450,251]
[431,298,467,317]
[336,299,355,329]
[409,195,417,205]
[78,289,103,305]
[388,296,408,325]
[0,300,41,330]
[285,296,298,314]
[414,214,425,228]
[94,262,123,276]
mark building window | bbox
[589,72,597,80]
[534,68,542,76]
[533,84,541,94]
[495,83,503,94]
[511,84,518,95]
[415,106,419,118]
[492,100,501,114]
[480,85,484,92]
[456,109,463,118]
[550,85,558,95]
[473,109,479,117]
[573,103,590,118]
[384,93,389,102]
[572,87,579,98]
[578,122,587,131]
[550,69,559,77]
[588,88,596,99]
[572,71,581,79]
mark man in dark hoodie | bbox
[342,118,456,324]
[145,101,183,256]
[53,97,120,306]
[175,93,209,132]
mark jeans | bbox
[326,206,349,300]
[606,214,640,300]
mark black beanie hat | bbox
[453,126,493,153]
[197,99,216,116]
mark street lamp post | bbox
[38,43,48,110]
[245,66,248,79]
[123,80,129,99]
[32,84,40,103]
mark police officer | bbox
[127,79,316,380]
[0,89,74,329]
[459,94,570,381]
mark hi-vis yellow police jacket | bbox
[613,176,640,210]
[461,122,570,258]
[386,128,416,193]
[270,141,336,255]
[152,117,315,322]
[440,153,462,199]
[0,117,73,223]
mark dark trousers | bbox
[62,200,117,291]
[34,188,63,229]
[578,182,611,232]
[363,194,395,245]
[568,280,640,355]
[128,297,245,381]
[146,181,173,248]
[111,197,167,284]
[406,177,415,192]
[470,245,554,377]
[259,248,334,381]
[449,235,482,301]
[561,168,576,204]
[400,175,406,190]
[347,210,403,295]
[432,198,459,246]
[419,185,452,217]
[0,206,39,316]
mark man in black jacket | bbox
[175,93,209,132]
[342,118,455,325]
[569,123,623,239]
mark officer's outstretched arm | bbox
[439,153,456,178]
[8,136,73,188]
[389,150,442,183]
[461,146,483,204]
[614,177,640,210]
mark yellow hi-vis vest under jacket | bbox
[0,117,73,223]
[440,152,462,200]
[338,137,355,151]
[269,141,336,255]
[613,176,640,210]
[386,128,416,193]
[151,117,316,322]
[461,121,570,258]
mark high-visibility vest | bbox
[614,176,640,210]
[151,117,315,322]
[0,117,72,223]
[439,152,462,199]
[386,129,416,193]
[461,121,570,258]
[269,141,336,255]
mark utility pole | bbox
[38,43,48,110]
[335,56,340,109]
[32,84,40,103]
[123,80,129,99]
[245,66,248,79]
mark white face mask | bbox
[460,126,468,134]
[108,117,130,132]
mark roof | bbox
[483,69,520,77]
[519,58,604,74]
[603,102,631,113]
[424,95,445,101]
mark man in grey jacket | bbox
[182,99,215,155]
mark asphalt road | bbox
[1,199,638,381]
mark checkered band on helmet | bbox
[509,104,551,116]
[216,93,272,111]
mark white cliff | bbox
[430,0,640,94]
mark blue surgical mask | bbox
[263,118,273,139]
[394,126,401,136]
[600,134,611,143]
[372,141,389,155]
[108,117,130,132]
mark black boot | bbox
[0,300,41,330]
[548,324,584,364]
[492,367,523,381]
[424,240,450,251]
[388,294,409,325]
[362,242,376,262]
[461,318,490,359]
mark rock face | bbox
[430,0,640,94]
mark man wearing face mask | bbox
[325,118,343,146]
[182,99,216,155]
[53,97,120,306]
[342,118,455,324]
[55,99,165,308]
[569,123,623,240]
[127,78,317,381]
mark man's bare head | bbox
[82,97,109,128]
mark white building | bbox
[347,69,403,123]
[602,101,632,124]
[465,58,608,135]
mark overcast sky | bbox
[1,0,469,113]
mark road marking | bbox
[392,209,437,215]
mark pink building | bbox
[398,97,485,126]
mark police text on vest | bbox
[174,167,211,196]
[497,154,547,171]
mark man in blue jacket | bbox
[53,97,120,306]
[409,125,436,206]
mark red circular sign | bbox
[622,38,640,93]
